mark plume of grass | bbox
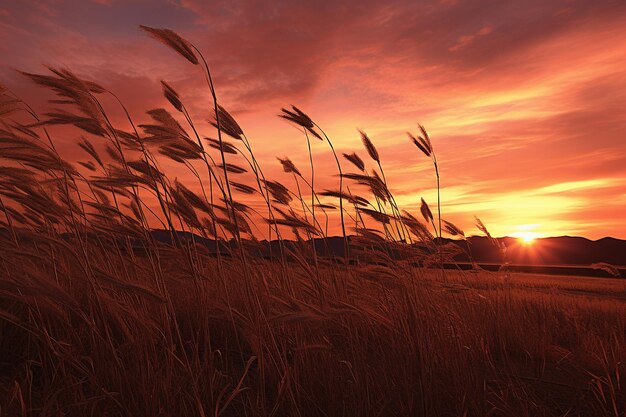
[142,26,252,293]
[139,26,199,65]
[408,125,440,239]
[343,152,365,172]
[280,106,349,262]
[591,263,621,278]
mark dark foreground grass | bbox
[1,242,624,416]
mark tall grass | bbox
[0,27,624,416]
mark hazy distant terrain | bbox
[147,231,626,276]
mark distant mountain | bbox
[449,236,626,267]
[148,230,626,267]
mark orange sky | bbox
[2,0,626,239]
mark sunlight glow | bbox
[510,224,541,245]
[513,231,540,245]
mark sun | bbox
[515,231,539,245]
[511,224,541,245]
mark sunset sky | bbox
[2,0,625,239]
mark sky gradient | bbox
[2,0,626,239]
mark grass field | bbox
[0,26,624,416]
[1,244,624,416]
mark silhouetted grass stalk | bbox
[314,123,349,261]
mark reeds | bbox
[0,25,623,417]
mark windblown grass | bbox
[0,27,624,416]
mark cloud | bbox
[1,0,625,238]
[449,25,493,52]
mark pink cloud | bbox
[1,0,626,238]
[449,25,493,52]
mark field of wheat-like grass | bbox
[0,26,624,416]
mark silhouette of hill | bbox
[450,236,626,266]
[148,230,626,267]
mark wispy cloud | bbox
[1,0,625,238]
[449,25,493,52]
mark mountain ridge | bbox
[147,230,626,267]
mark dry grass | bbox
[0,27,624,416]
[0,245,624,416]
